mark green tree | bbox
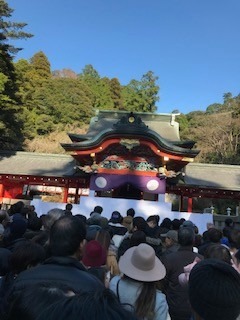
[140,71,159,112]
[0,0,32,149]
[206,103,223,114]
[30,51,51,80]
[79,65,114,110]
[81,64,100,79]
[109,77,123,110]
[123,71,159,112]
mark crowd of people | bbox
[0,201,239,320]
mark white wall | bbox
[31,196,213,235]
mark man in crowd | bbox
[12,215,103,293]
[161,227,203,320]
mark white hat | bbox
[119,243,166,282]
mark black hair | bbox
[65,203,73,211]
[94,206,103,214]
[27,216,42,231]
[36,288,137,320]
[204,244,232,264]
[178,227,195,246]
[130,231,146,247]
[8,201,25,216]
[75,214,87,225]
[50,216,86,257]
[127,208,135,217]
[228,229,240,249]
[171,219,181,230]
[10,241,46,274]
[133,217,147,232]
[146,215,157,224]
[6,282,74,320]
[225,218,233,227]
[207,228,222,243]
[160,218,172,229]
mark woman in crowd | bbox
[110,243,170,320]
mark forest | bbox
[1,0,240,165]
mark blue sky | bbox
[7,0,240,114]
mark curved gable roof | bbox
[62,111,199,158]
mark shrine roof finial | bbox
[113,112,148,131]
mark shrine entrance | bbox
[112,183,142,200]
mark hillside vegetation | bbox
[1,0,240,164]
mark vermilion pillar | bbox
[0,184,4,202]
[63,186,69,203]
[187,197,193,213]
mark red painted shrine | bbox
[1,111,240,213]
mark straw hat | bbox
[119,243,166,282]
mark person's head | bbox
[65,203,73,211]
[8,201,25,216]
[86,225,102,241]
[20,206,30,219]
[161,230,178,248]
[50,215,86,259]
[122,216,133,231]
[10,242,46,274]
[126,208,135,218]
[159,217,172,229]
[194,234,202,248]
[228,229,240,250]
[75,214,87,225]
[130,230,146,247]
[119,243,166,319]
[36,288,137,320]
[44,208,65,231]
[119,243,166,282]
[132,217,147,232]
[9,218,27,239]
[202,230,210,242]
[181,220,195,230]
[178,227,195,247]
[207,228,222,243]
[204,244,232,265]
[146,215,157,228]
[27,216,42,231]
[82,240,106,268]
[171,218,181,230]
[94,206,103,214]
[189,259,240,320]
[225,218,234,227]
[7,282,75,320]
[109,211,123,224]
[95,229,111,251]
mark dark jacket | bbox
[117,233,162,261]
[13,256,103,294]
[161,246,203,320]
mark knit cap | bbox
[189,259,240,320]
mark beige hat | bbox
[119,243,166,282]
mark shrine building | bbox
[1,110,240,214]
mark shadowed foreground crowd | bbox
[0,201,239,320]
